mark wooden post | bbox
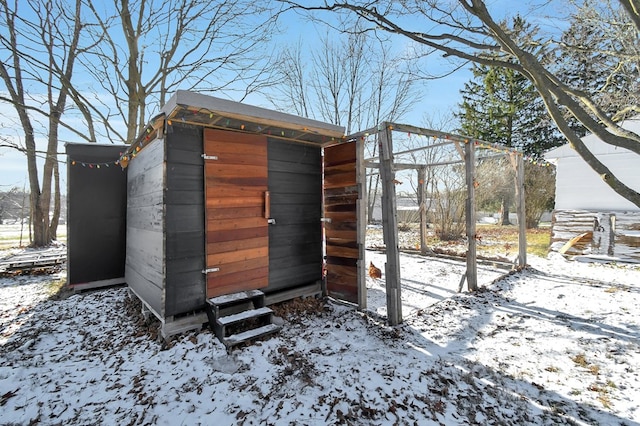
[515,153,527,268]
[356,137,367,309]
[418,167,428,255]
[378,123,402,325]
[464,140,478,292]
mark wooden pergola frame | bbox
[348,122,527,326]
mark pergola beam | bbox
[365,152,509,171]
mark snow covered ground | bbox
[1,247,639,425]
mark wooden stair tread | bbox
[217,306,272,326]
[208,289,265,307]
[224,324,281,346]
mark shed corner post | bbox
[464,140,478,292]
[515,152,527,268]
[378,122,402,325]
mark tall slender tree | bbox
[0,0,90,246]
[269,28,420,222]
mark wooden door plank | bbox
[206,216,267,232]
[206,244,268,266]
[204,129,269,298]
[207,206,264,219]
[205,163,268,178]
[205,196,264,209]
[207,236,268,255]
[207,226,268,244]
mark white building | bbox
[545,117,640,262]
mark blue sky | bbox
[0,0,565,193]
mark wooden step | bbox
[205,289,281,350]
[208,289,265,307]
[207,290,265,318]
[224,323,281,347]
[217,306,273,327]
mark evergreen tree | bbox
[456,19,563,227]
[458,63,563,157]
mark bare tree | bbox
[279,0,640,207]
[82,0,279,144]
[557,1,640,124]
[0,0,89,246]
[268,26,420,223]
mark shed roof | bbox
[162,90,345,146]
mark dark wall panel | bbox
[267,139,323,293]
[66,143,127,286]
[165,123,206,316]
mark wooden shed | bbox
[545,117,640,262]
[121,91,365,344]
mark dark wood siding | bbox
[267,139,323,292]
[324,142,359,303]
[125,137,165,316]
[165,123,206,316]
[66,143,127,286]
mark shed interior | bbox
[66,143,128,290]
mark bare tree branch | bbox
[278,0,640,207]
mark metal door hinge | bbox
[268,218,276,225]
[321,218,332,223]
[202,154,218,160]
[202,267,220,274]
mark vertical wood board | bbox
[164,123,206,316]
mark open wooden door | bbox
[323,141,363,305]
[203,129,269,298]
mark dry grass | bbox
[370,223,551,259]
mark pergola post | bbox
[515,153,527,268]
[378,123,402,325]
[418,167,428,255]
[464,140,478,292]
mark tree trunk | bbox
[500,196,511,225]
[49,160,61,241]
[367,174,380,223]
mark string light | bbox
[69,159,121,169]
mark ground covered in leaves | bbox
[1,251,639,425]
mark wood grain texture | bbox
[126,137,166,316]
[324,141,360,303]
[204,129,269,297]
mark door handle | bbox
[264,191,271,222]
